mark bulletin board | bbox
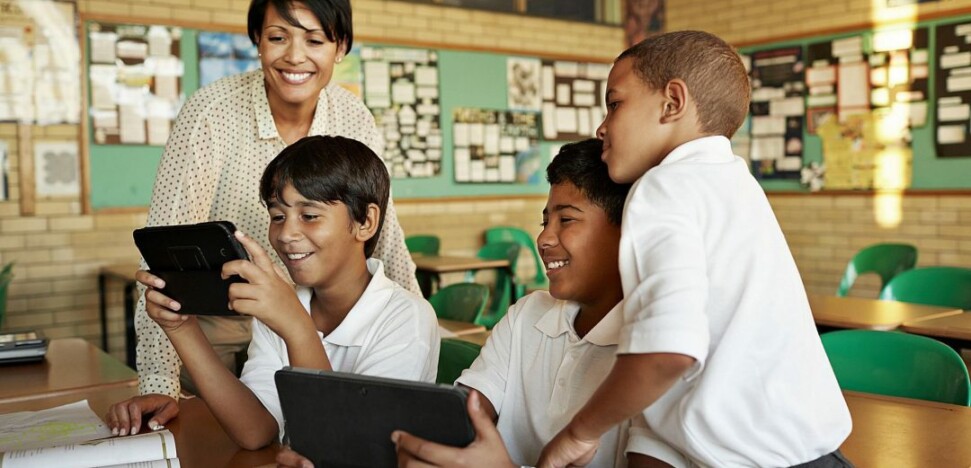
[84,18,606,209]
[738,16,971,192]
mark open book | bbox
[0,401,179,467]
[0,430,179,468]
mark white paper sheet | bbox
[937,124,966,144]
[838,61,870,108]
[938,104,970,122]
[0,401,111,452]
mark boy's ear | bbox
[661,78,691,124]
[354,203,381,243]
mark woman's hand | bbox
[276,446,314,468]
[136,270,190,332]
[222,231,307,340]
[105,394,179,436]
[393,391,515,468]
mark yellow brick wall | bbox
[3,0,971,364]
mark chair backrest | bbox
[405,235,440,256]
[484,226,545,285]
[474,241,520,329]
[837,243,917,297]
[429,283,490,323]
[820,329,971,406]
[437,338,482,384]
[878,266,971,310]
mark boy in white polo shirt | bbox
[108,136,439,451]
[383,139,687,468]
[539,31,852,467]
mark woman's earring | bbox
[336,56,343,64]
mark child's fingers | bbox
[221,259,264,283]
[134,270,165,289]
[234,231,276,272]
[144,289,181,312]
[391,430,457,466]
[466,391,501,442]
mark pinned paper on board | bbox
[362,46,442,178]
[34,141,80,197]
[507,57,541,111]
[452,108,541,184]
[87,21,184,146]
[540,60,609,140]
[746,46,805,180]
[935,21,971,157]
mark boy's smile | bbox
[539,182,622,310]
[267,184,359,289]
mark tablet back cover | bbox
[275,367,474,468]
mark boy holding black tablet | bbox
[381,139,687,467]
[106,136,439,450]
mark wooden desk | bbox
[841,391,971,467]
[411,254,510,274]
[809,294,962,331]
[438,319,486,337]
[901,312,971,342]
[0,387,279,467]
[0,338,137,404]
[454,330,491,347]
[99,263,139,367]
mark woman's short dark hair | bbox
[260,136,389,258]
[546,139,632,225]
[247,0,353,52]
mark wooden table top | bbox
[454,330,491,347]
[438,319,486,337]
[0,338,137,404]
[900,312,971,341]
[840,391,971,467]
[809,294,963,331]
[0,386,279,467]
[411,254,510,274]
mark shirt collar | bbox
[298,259,396,347]
[533,299,622,347]
[658,135,735,167]
[251,71,331,141]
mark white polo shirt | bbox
[240,259,440,438]
[457,292,687,468]
[618,136,851,466]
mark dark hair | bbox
[247,0,353,52]
[260,136,389,257]
[546,139,632,225]
[618,30,750,139]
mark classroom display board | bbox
[362,46,443,179]
[739,18,971,192]
[0,0,79,124]
[540,59,610,141]
[452,108,541,183]
[87,21,184,146]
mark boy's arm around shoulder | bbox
[538,353,695,468]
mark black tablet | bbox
[133,221,249,316]
[0,330,48,364]
[275,367,475,467]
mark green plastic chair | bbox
[437,338,482,384]
[878,266,971,310]
[428,283,490,323]
[485,226,548,298]
[820,330,970,406]
[466,241,520,329]
[837,243,917,297]
[405,235,441,298]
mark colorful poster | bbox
[197,32,259,88]
[452,108,540,184]
[362,46,441,178]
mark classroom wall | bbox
[2,0,971,363]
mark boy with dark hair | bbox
[540,31,852,467]
[382,139,687,468]
[108,136,439,450]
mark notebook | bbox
[275,367,475,468]
[0,330,48,364]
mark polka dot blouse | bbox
[136,70,420,398]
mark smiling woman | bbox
[105,0,422,437]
